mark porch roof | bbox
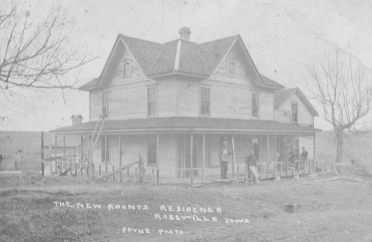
[51,117,319,135]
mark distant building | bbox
[51,27,318,177]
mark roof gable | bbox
[275,88,318,116]
[79,32,284,90]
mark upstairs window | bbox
[200,87,210,116]
[123,61,131,78]
[252,93,259,118]
[291,102,298,123]
[101,92,110,118]
[227,61,235,75]
[147,87,157,117]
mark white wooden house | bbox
[51,27,318,181]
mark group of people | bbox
[218,140,309,183]
[218,140,260,183]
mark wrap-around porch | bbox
[49,117,317,185]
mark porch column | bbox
[104,135,107,173]
[119,135,122,182]
[231,135,237,183]
[313,133,316,172]
[259,136,262,162]
[156,134,159,166]
[190,134,194,186]
[267,135,270,162]
[41,132,44,176]
[63,135,66,161]
[54,134,58,174]
[80,135,84,163]
[202,134,206,186]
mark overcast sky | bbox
[1,0,372,131]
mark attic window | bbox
[291,102,298,123]
[227,61,235,75]
[123,61,131,78]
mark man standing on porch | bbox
[219,140,231,179]
[245,149,260,184]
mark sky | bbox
[1,0,372,131]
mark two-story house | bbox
[52,27,318,180]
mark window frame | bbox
[227,60,235,76]
[251,93,259,119]
[147,86,157,117]
[123,60,132,78]
[291,101,298,123]
[101,91,110,118]
[199,86,211,116]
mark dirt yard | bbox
[0,174,371,242]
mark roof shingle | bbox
[80,34,283,89]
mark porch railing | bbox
[41,158,317,186]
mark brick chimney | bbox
[179,27,191,41]
[71,114,82,126]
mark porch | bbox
[47,117,318,185]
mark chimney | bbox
[71,114,82,126]
[179,27,191,41]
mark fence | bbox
[41,158,317,186]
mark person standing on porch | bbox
[219,140,231,179]
[300,146,308,161]
[245,149,260,183]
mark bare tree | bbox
[308,49,372,163]
[0,4,94,91]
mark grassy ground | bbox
[0,174,371,242]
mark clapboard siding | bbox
[89,91,102,121]
[176,77,199,117]
[274,93,314,126]
[158,78,178,117]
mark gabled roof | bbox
[79,33,283,90]
[274,88,318,116]
[198,35,238,73]
[260,74,284,89]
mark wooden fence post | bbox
[190,134,194,187]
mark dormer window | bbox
[123,60,131,78]
[227,60,235,75]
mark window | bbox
[102,92,109,118]
[147,87,157,117]
[123,61,131,78]
[252,93,259,118]
[147,136,157,165]
[291,102,298,123]
[200,87,210,116]
[227,61,235,75]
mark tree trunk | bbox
[335,130,343,163]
